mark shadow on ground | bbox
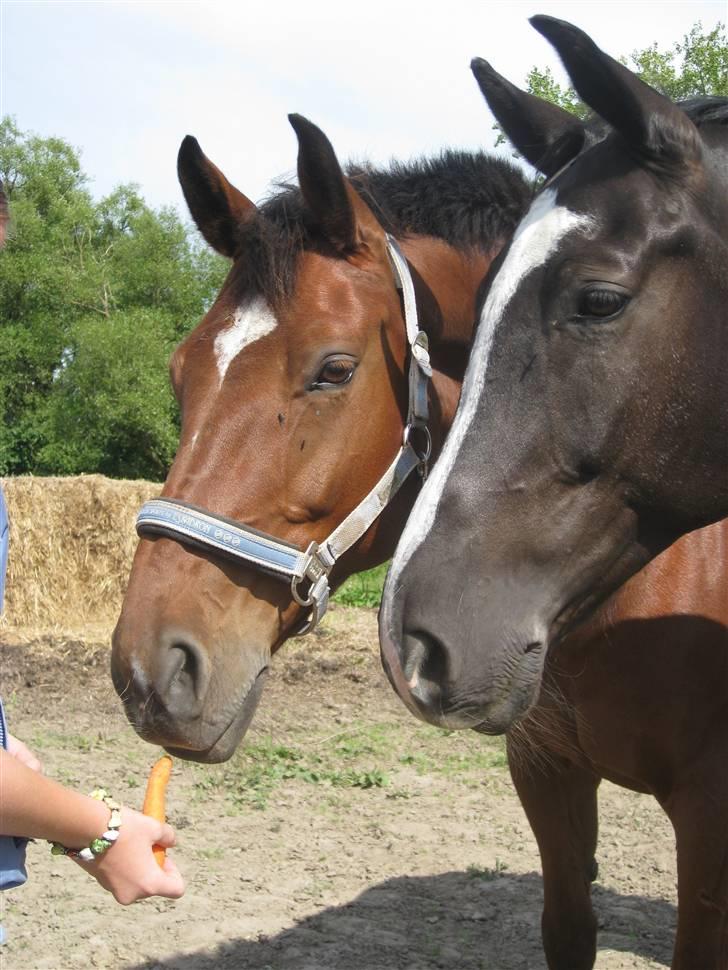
[127,869,676,970]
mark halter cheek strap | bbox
[136,235,432,635]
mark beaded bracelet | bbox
[50,789,122,862]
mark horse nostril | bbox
[156,635,209,719]
[168,643,197,690]
[524,640,543,654]
[417,630,450,687]
[403,628,449,701]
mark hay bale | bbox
[1,474,158,631]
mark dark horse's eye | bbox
[312,357,356,390]
[577,287,629,320]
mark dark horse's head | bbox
[111,114,527,761]
[380,16,728,734]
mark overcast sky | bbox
[2,0,725,215]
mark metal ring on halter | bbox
[403,423,432,469]
[291,573,314,607]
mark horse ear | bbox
[177,136,256,258]
[288,113,386,256]
[471,57,586,177]
[530,16,701,167]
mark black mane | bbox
[232,151,530,308]
[676,95,728,127]
[586,94,728,139]
[541,95,728,180]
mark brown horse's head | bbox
[112,118,412,761]
[112,116,526,761]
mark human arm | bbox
[0,748,185,904]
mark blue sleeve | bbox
[0,496,29,893]
[0,700,28,892]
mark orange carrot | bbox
[142,754,173,867]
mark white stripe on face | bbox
[389,189,594,582]
[215,296,278,384]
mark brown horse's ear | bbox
[177,136,256,258]
[471,57,586,177]
[288,113,386,257]
[530,16,701,168]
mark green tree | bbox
[38,310,180,480]
[495,21,727,145]
[628,22,728,99]
[0,118,227,479]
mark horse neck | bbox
[400,235,501,441]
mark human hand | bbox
[75,806,185,905]
[6,734,43,773]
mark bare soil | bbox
[1,607,676,970]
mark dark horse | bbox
[375,19,728,968]
[112,107,727,964]
[380,16,728,733]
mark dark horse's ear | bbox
[177,136,256,258]
[530,16,701,168]
[471,57,586,177]
[288,113,386,257]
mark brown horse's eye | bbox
[312,357,356,389]
[577,287,629,319]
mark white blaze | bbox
[389,189,594,581]
[214,296,278,384]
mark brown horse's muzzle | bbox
[111,537,282,762]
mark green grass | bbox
[189,721,509,810]
[332,562,389,608]
[28,728,108,753]
[397,735,508,777]
[192,736,392,810]
[467,859,509,881]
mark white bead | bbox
[78,848,95,862]
[103,830,120,842]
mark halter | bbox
[136,235,432,635]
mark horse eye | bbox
[577,287,629,319]
[312,357,356,389]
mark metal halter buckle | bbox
[290,542,333,636]
[290,542,330,607]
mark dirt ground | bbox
[1,607,677,970]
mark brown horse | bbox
[111,113,727,966]
[111,116,529,761]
